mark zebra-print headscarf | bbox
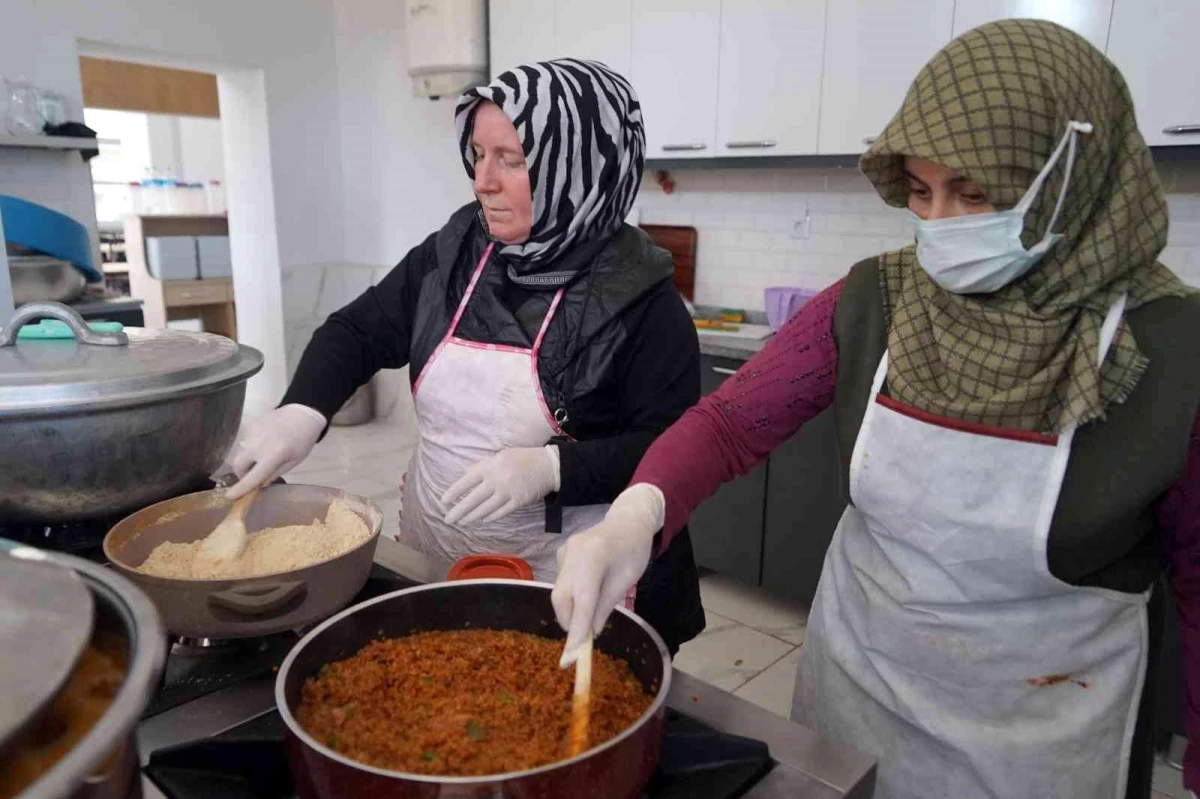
[455,59,645,287]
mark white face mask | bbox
[909,120,1093,295]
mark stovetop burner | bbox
[144,708,774,799]
[0,513,127,562]
[0,478,282,564]
[170,636,247,655]
[143,564,420,720]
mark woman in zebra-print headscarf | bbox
[226,58,707,654]
[454,58,646,287]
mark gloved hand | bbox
[441,446,560,526]
[552,483,664,666]
[223,404,327,499]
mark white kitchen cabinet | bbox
[715,0,826,157]
[817,0,955,154]
[631,0,722,159]
[1107,0,1200,147]
[952,0,1114,52]
[556,0,632,78]
[488,0,557,77]
[489,0,632,81]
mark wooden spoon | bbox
[196,488,259,565]
[566,637,592,757]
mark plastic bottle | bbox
[205,180,226,215]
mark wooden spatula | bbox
[566,637,592,757]
[196,488,259,565]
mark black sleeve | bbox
[556,287,701,506]
[280,232,440,420]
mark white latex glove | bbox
[552,483,664,666]
[441,446,560,526]
[224,404,327,499]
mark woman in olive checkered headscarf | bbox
[552,19,1200,799]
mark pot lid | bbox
[0,546,95,749]
[0,301,263,416]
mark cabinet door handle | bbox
[862,136,878,145]
[711,366,738,376]
[725,140,777,149]
[661,143,708,152]
[1163,125,1200,136]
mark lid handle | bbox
[0,302,129,348]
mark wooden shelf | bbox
[0,133,99,152]
[123,215,236,340]
[137,215,228,237]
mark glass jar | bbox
[5,79,40,135]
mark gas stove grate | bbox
[144,708,773,799]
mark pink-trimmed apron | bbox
[399,243,610,582]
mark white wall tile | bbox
[281,265,325,324]
[1167,196,1200,221]
[1168,221,1200,247]
[722,250,754,269]
[737,230,770,251]
[1161,246,1189,275]
[692,210,726,228]
[314,264,376,318]
[722,212,759,230]
[706,229,740,249]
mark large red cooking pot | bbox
[275,579,670,798]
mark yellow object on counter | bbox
[694,319,740,331]
[718,310,746,323]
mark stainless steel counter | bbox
[137,538,876,798]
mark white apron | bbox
[795,296,1149,799]
[400,243,609,581]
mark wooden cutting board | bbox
[640,224,696,301]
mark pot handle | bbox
[208,581,307,617]
[0,302,129,347]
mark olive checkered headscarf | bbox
[860,19,1186,433]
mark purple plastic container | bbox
[765,287,818,332]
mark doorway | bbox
[81,57,234,339]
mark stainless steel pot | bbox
[0,302,263,523]
[276,580,670,799]
[104,485,383,639]
[0,542,167,799]
[8,256,87,305]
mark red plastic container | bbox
[447,554,534,582]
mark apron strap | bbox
[1096,293,1128,368]
[1035,293,1129,575]
[445,242,495,338]
[532,288,566,354]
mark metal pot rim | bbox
[103,486,385,585]
[0,302,264,417]
[0,343,263,418]
[275,578,672,784]
[3,546,167,799]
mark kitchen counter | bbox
[138,536,876,799]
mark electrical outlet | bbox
[790,210,811,240]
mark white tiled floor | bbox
[682,573,808,714]
[1155,757,1191,798]
[299,421,1192,797]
